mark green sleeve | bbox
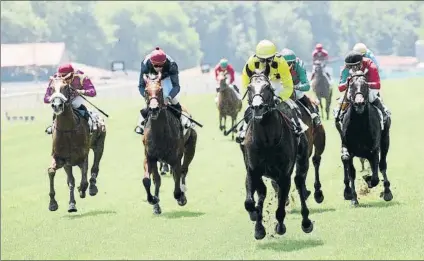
[339,67,349,84]
[295,61,310,92]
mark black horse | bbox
[335,71,392,206]
[240,70,313,240]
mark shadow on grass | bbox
[290,207,336,215]
[357,200,401,209]
[160,210,206,219]
[258,239,324,252]
[63,210,117,219]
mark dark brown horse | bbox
[311,60,332,120]
[142,73,197,215]
[216,71,242,140]
[295,94,326,203]
[241,70,313,240]
[47,77,106,213]
[335,71,392,206]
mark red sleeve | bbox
[366,61,381,90]
[227,65,235,83]
[43,80,54,104]
[214,65,220,79]
[338,83,347,92]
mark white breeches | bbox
[295,90,305,99]
[162,77,179,105]
[71,96,85,109]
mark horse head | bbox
[217,71,230,91]
[314,60,324,75]
[48,75,72,116]
[348,70,369,114]
[248,69,274,121]
[143,72,164,120]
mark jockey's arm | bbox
[241,62,251,92]
[43,79,54,104]
[80,75,96,97]
[295,61,311,92]
[277,58,294,101]
[168,62,181,98]
[227,65,236,84]
[138,60,149,97]
[338,67,350,92]
[366,62,381,90]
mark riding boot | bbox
[371,97,389,122]
[300,96,321,126]
[134,108,149,135]
[236,107,252,144]
[232,84,240,94]
[45,114,56,134]
[282,99,306,136]
[76,105,93,133]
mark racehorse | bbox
[311,60,332,120]
[142,73,198,214]
[47,76,106,212]
[240,70,313,240]
[216,71,242,140]
[335,71,392,206]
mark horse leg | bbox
[275,176,290,236]
[152,164,162,215]
[219,112,224,131]
[244,170,257,222]
[363,152,380,189]
[77,156,89,199]
[90,135,105,196]
[346,157,359,206]
[318,97,324,119]
[379,128,393,201]
[312,126,325,204]
[360,158,366,172]
[172,163,185,206]
[181,130,197,194]
[253,177,267,240]
[223,116,227,134]
[325,96,331,120]
[142,157,159,205]
[231,116,236,141]
[295,136,314,233]
[64,165,77,212]
[341,146,353,200]
[47,158,61,211]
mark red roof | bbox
[1,42,68,67]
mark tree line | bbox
[2,1,423,72]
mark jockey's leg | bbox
[324,67,332,84]
[278,98,308,136]
[297,91,321,126]
[168,96,193,134]
[134,108,149,135]
[72,96,93,132]
[230,84,242,100]
[369,89,390,122]
[235,106,252,144]
[45,114,56,135]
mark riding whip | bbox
[166,105,203,128]
[73,89,109,118]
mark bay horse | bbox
[311,60,332,120]
[47,76,106,212]
[142,73,197,215]
[216,71,242,140]
[335,71,392,206]
[240,70,313,240]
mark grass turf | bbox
[1,77,424,260]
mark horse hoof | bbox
[89,185,98,196]
[344,190,353,200]
[177,195,187,206]
[350,200,359,207]
[314,191,324,204]
[254,224,266,240]
[248,211,258,221]
[301,220,314,234]
[275,223,286,235]
[80,191,86,199]
[383,191,393,202]
[49,201,58,211]
[68,203,77,213]
[153,204,162,215]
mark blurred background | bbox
[2,1,424,117]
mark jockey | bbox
[134,47,192,135]
[311,43,332,84]
[214,58,240,98]
[353,42,381,72]
[43,63,98,134]
[335,50,390,122]
[281,48,321,127]
[236,39,307,144]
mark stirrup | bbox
[45,126,53,135]
[134,126,144,135]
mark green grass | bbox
[1,78,424,260]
